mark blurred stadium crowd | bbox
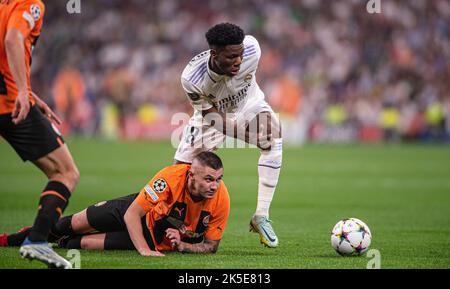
[29,0,450,143]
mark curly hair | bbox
[205,23,245,48]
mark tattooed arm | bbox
[179,238,220,254]
[165,228,220,253]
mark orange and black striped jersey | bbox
[135,164,230,251]
[0,0,45,114]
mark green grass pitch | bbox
[1,139,450,268]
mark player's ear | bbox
[210,47,218,59]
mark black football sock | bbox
[59,235,82,249]
[27,181,71,243]
[52,215,74,238]
[6,227,32,246]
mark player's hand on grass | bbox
[166,228,181,250]
[32,92,62,125]
[139,248,165,257]
[12,90,30,125]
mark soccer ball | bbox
[331,218,372,256]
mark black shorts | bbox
[0,105,64,162]
[86,193,155,250]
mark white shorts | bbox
[174,99,276,163]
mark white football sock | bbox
[255,138,282,217]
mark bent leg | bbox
[256,112,282,217]
[24,144,79,243]
[60,233,105,250]
[80,234,106,250]
[245,111,283,217]
[247,111,282,248]
[60,231,136,251]
[52,209,95,239]
[54,194,138,242]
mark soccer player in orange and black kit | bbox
[0,0,79,268]
[2,152,230,255]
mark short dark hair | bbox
[205,23,245,48]
[193,151,223,170]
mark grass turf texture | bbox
[1,139,450,269]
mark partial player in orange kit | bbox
[0,0,79,268]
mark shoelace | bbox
[31,245,54,255]
[258,218,276,236]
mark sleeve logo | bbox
[144,185,159,201]
[30,4,41,21]
[152,178,167,193]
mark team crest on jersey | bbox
[202,215,210,227]
[244,74,252,83]
[153,178,167,193]
[30,4,41,21]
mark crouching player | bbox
[1,152,230,256]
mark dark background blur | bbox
[30,0,450,144]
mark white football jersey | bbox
[181,35,265,117]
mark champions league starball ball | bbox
[331,218,372,256]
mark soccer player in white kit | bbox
[174,23,282,248]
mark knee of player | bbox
[49,162,80,191]
[65,161,80,182]
[62,163,80,190]
[71,165,80,186]
[80,237,96,250]
[260,138,283,155]
[259,139,283,172]
[70,211,88,232]
[268,114,282,139]
[80,235,105,250]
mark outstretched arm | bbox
[124,201,164,257]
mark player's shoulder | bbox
[243,35,261,60]
[15,0,45,12]
[158,164,190,178]
[187,50,210,67]
[244,35,260,50]
[11,0,45,25]
[155,164,190,188]
[181,50,209,86]
[244,35,259,46]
